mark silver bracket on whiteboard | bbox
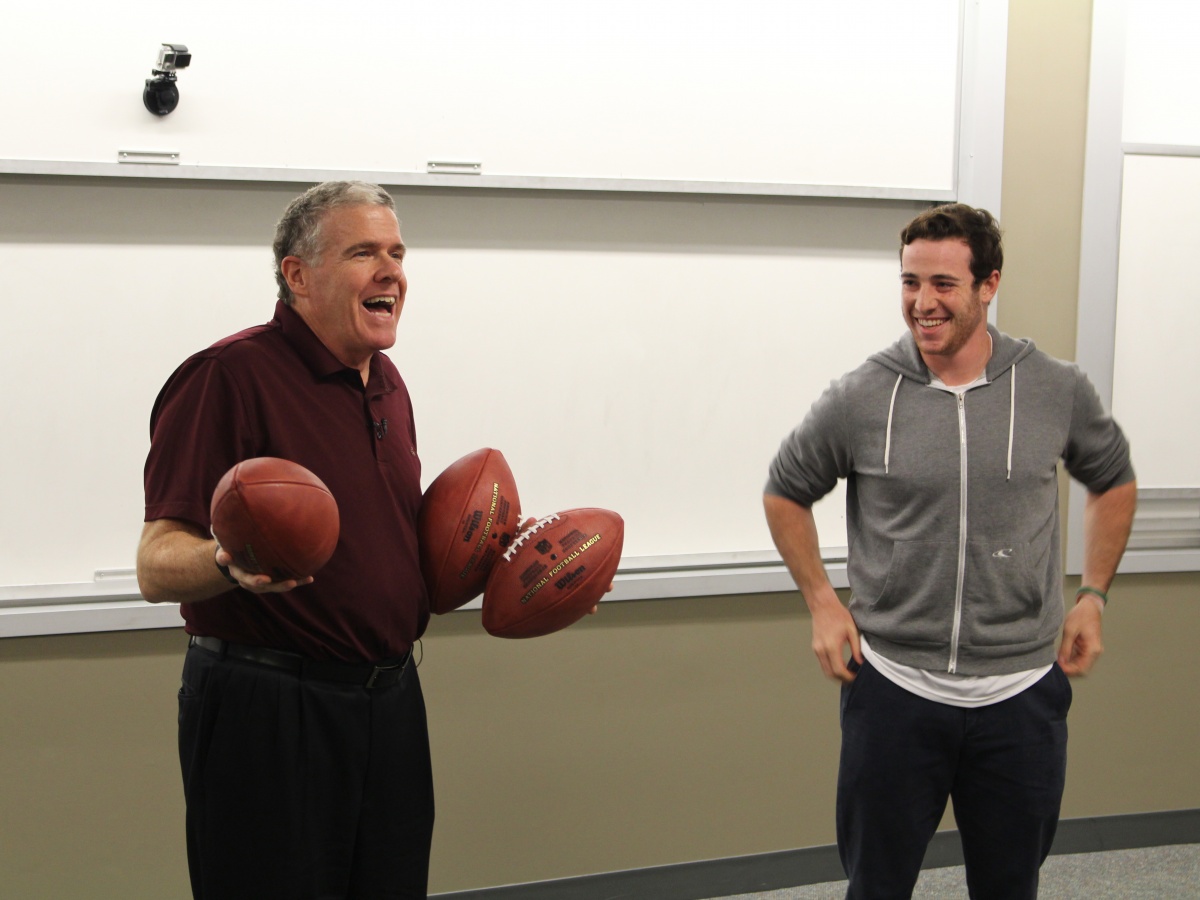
[426,160,481,175]
[118,150,181,165]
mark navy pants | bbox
[837,659,1071,900]
[178,643,435,899]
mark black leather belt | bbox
[188,635,411,689]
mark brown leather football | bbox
[482,508,623,638]
[418,448,522,613]
[209,457,340,581]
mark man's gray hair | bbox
[272,181,396,303]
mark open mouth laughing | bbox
[363,296,396,315]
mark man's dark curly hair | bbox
[899,203,1003,285]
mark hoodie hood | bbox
[869,325,1039,480]
[867,324,1038,384]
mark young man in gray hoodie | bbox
[764,204,1136,900]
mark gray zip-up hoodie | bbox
[766,326,1134,676]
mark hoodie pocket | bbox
[868,540,960,646]
[959,541,1044,646]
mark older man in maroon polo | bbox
[137,181,434,899]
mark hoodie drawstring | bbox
[883,364,1017,479]
[1006,363,1016,481]
[884,373,903,474]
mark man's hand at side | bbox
[1058,594,1104,676]
[764,492,861,683]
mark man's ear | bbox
[979,269,1000,304]
[280,256,308,299]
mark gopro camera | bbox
[144,43,192,116]
[154,43,192,74]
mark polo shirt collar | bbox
[273,299,398,395]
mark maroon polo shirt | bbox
[144,300,429,661]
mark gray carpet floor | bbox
[718,843,1200,899]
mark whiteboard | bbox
[1114,0,1200,488]
[1123,0,1200,146]
[1112,154,1200,488]
[1071,0,1200,574]
[0,0,960,193]
[0,179,918,589]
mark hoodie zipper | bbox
[949,391,968,674]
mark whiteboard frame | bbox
[1070,0,1200,575]
[0,159,956,202]
[0,557,851,638]
[0,0,1010,636]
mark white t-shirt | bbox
[861,635,1052,708]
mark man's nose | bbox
[378,257,403,281]
[915,285,938,309]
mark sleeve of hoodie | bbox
[765,378,854,507]
[1063,369,1135,493]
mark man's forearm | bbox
[763,493,841,610]
[137,519,234,605]
[1081,480,1137,593]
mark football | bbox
[417,448,522,613]
[482,507,624,638]
[209,457,340,581]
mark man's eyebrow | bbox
[900,270,963,281]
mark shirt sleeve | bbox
[765,378,853,507]
[1063,370,1136,493]
[143,354,256,530]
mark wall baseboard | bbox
[432,808,1200,900]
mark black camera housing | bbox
[143,43,190,117]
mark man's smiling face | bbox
[284,204,407,379]
[900,237,997,366]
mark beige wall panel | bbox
[998,0,1093,360]
[3,577,1198,896]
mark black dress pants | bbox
[836,659,1071,900]
[178,643,435,899]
